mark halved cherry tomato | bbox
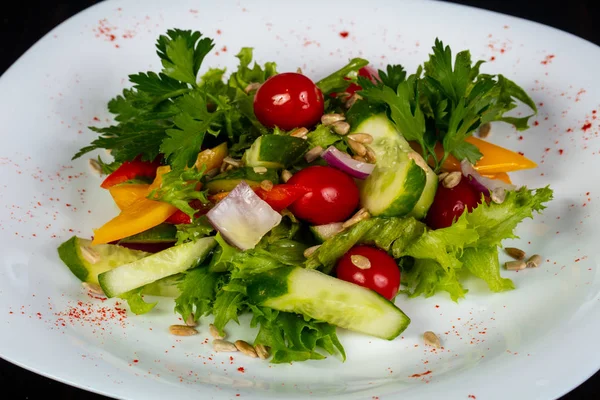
[100,156,162,189]
[253,72,324,130]
[287,166,360,225]
[336,245,400,300]
[254,184,310,212]
[425,179,482,229]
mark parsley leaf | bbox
[148,166,208,218]
[129,71,190,98]
[316,57,369,95]
[156,29,215,85]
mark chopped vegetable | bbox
[321,146,375,179]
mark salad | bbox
[58,29,553,363]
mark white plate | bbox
[1,0,599,399]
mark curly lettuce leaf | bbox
[148,166,208,218]
[119,287,158,315]
[251,307,346,363]
[460,247,514,292]
[174,267,221,323]
[401,259,468,302]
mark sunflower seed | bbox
[303,245,321,258]
[260,180,273,191]
[209,323,224,339]
[526,254,542,268]
[345,93,362,109]
[478,122,491,138]
[169,325,199,336]
[185,314,197,327]
[332,121,351,135]
[364,146,377,163]
[350,254,371,270]
[235,340,258,358]
[253,166,268,174]
[290,127,309,139]
[82,282,105,296]
[342,208,370,229]
[321,113,345,126]
[438,172,449,182]
[221,156,241,172]
[490,187,506,204]
[88,159,102,176]
[505,247,526,260]
[347,133,373,144]
[281,169,293,183]
[352,155,367,163]
[244,82,261,94]
[296,67,303,74]
[213,339,238,352]
[80,246,100,264]
[305,146,324,163]
[254,344,270,360]
[423,331,441,348]
[442,171,462,189]
[347,139,367,156]
[505,260,526,271]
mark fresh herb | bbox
[358,39,537,171]
[147,166,208,218]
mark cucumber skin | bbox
[243,135,309,168]
[246,267,411,340]
[98,237,216,298]
[408,165,438,219]
[58,236,89,282]
[118,224,177,244]
[377,161,426,217]
[205,167,279,193]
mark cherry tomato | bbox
[345,66,381,96]
[287,166,359,225]
[425,178,481,229]
[335,245,400,300]
[253,72,324,131]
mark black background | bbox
[1,1,598,399]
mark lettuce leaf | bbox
[174,267,221,323]
[401,259,468,302]
[119,287,158,315]
[460,246,514,292]
[251,306,346,363]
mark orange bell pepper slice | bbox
[108,184,151,210]
[92,166,177,245]
[410,137,537,174]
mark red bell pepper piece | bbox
[100,157,162,189]
[254,184,310,213]
[164,200,212,225]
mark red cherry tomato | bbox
[336,245,400,300]
[345,66,381,96]
[253,73,324,131]
[287,166,359,225]
[425,179,482,229]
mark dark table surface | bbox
[1,1,599,399]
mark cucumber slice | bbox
[118,224,177,244]
[408,155,438,219]
[352,114,427,217]
[243,135,309,168]
[142,274,182,298]
[57,236,149,284]
[247,266,410,340]
[309,222,344,243]
[98,237,216,298]
[205,167,279,193]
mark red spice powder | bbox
[409,370,432,378]
[339,31,349,38]
[237,367,245,373]
[582,122,592,131]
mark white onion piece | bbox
[321,146,375,179]
[206,181,282,250]
[460,159,517,194]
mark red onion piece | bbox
[206,181,282,250]
[321,146,375,179]
[460,160,517,194]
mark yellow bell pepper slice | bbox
[92,166,177,245]
[482,172,512,185]
[411,137,537,174]
[108,184,151,210]
[195,142,228,172]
